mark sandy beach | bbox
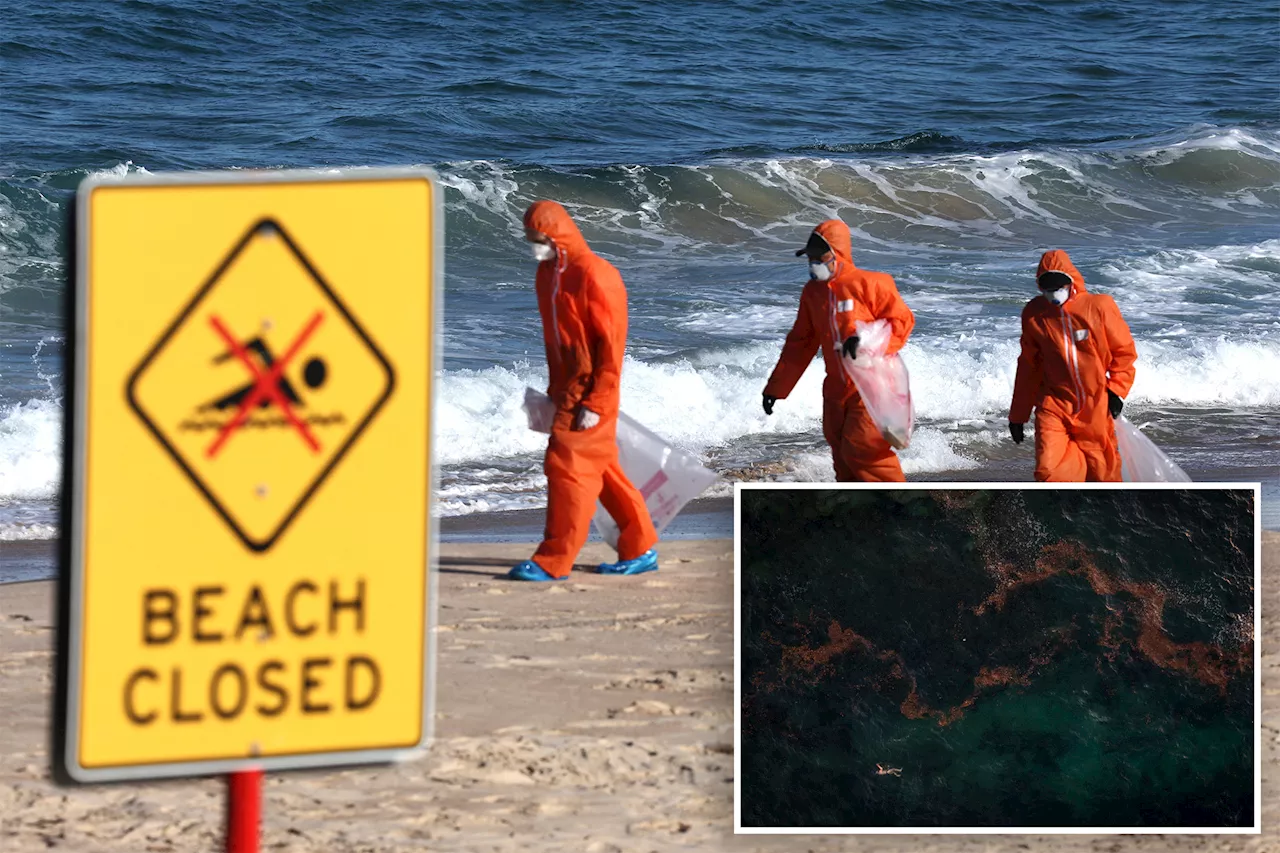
[1,535,1277,852]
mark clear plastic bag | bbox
[522,387,556,433]
[521,388,719,549]
[1115,416,1191,482]
[839,319,914,449]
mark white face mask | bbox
[531,242,556,262]
[1045,286,1069,305]
[809,261,832,281]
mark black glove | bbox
[1107,390,1123,419]
[842,335,860,360]
[1009,422,1025,444]
[762,394,776,416]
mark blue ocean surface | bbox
[2,1,1279,567]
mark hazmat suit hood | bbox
[811,219,855,267]
[524,200,590,261]
[1036,249,1088,297]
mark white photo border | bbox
[732,481,1263,835]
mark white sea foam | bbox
[87,161,153,181]
[1099,239,1280,297]
[434,473,548,516]
[758,429,982,481]
[437,161,523,220]
[432,327,1280,474]
[432,127,1280,251]
[0,399,60,501]
[1127,126,1280,165]
[5,324,1274,510]
[0,522,57,541]
[677,303,798,336]
[4,321,1276,521]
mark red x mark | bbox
[205,312,325,459]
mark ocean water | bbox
[739,489,1255,828]
[2,1,1279,553]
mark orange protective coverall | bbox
[1009,249,1138,482]
[763,219,915,482]
[524,201,658,578]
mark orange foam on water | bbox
[751,537,1251,727]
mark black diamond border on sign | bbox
[125,218,396,553]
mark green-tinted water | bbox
[740,489,1254,828]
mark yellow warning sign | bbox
[128,218,395,551]
[60,169,438,782]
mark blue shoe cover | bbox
[507,561,564,582]
[598,549,659,576]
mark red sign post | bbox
[226,769,263,853]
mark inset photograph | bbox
[736,485,1258,832]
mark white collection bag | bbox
[521,388,719,549]
[839,319,914,449]
[1115,416,1192,482]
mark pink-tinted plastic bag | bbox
[839,319,914,449]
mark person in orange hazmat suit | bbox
[762,219,915,482]
[1008,249,1137,482]
[508,200,659,582]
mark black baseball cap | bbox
[1037,270,1073,289]
[795,231,831,258]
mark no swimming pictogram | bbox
[203,311,326,458]
[127,219,395,552]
